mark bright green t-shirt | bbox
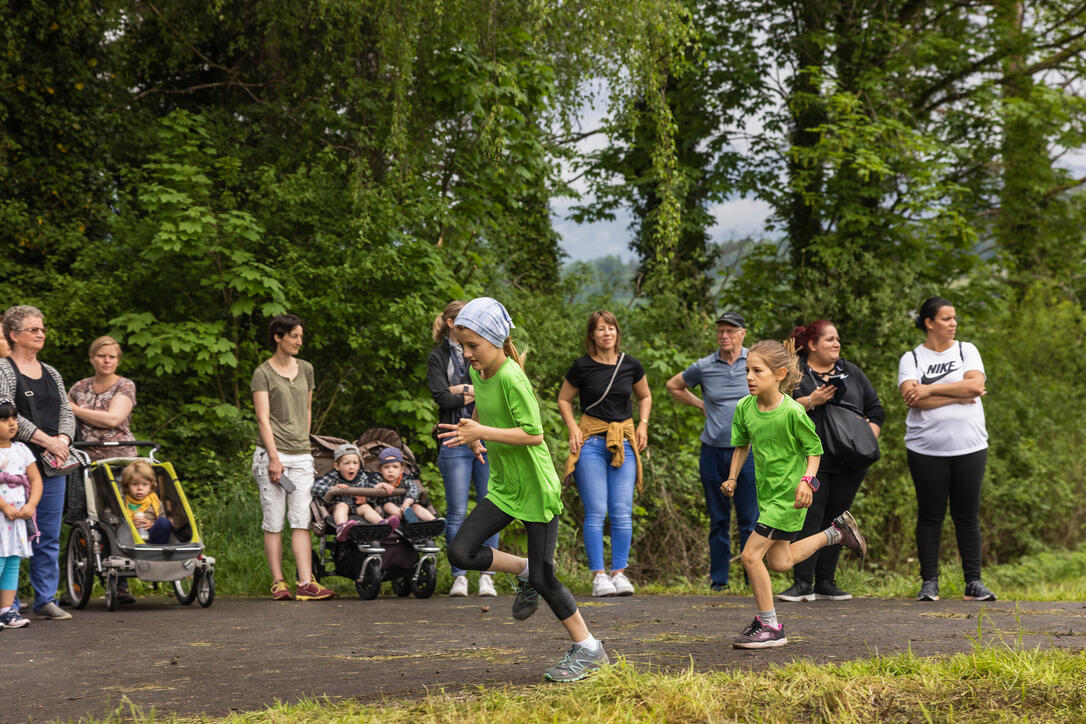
[731,394,823,532]
[470,358,563,523]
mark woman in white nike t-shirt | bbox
[898,297,995,603]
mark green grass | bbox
[81,642,1086,723]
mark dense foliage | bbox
[2,1,1084,590]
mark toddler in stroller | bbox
[312,443,400,542]
[310,429,446,599]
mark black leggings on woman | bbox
[447,497,578,621]
[793,467,866,585]
[907,448,987,582]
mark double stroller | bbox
[309,429,446,599]
[64,440,216,610]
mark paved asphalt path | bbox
[6,594,1085,722]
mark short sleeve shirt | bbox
[470,359,562,523]
[69,376,138,460]
[250,359,314,455]
[732,395,823,531]
[682,348,749,447]
[898,341,987,456]
[564,355,646,423]
[0,441,36,557]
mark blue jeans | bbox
[438,444,497,577]
[574,435,636,572]
[30,474,66,612]
[699,444,757,586]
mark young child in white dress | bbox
[0,398,42,629]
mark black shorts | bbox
[753,521,799,542]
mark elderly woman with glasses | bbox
[0,305,76,620]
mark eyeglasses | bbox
[19,326,47,335]
[717,327,743,336]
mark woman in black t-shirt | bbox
[557,310,651,597]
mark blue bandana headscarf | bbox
[455,297,515,349]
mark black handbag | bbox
[821,400,880,468]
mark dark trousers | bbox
[447,498,578,621]
[792,467,866,584]
[699,443,758,586]
[907,448,987,582]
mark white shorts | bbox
[252,448,314,533]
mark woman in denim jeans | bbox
[427,301,497,597]
[558,310,651,597]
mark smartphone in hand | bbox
[277,473,296,493]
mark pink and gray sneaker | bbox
[732,617,787,649]
[832,511,867,558]
[335,519,359,542]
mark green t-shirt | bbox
[250,359,314,455]
[731,394,823,532]
[470,358,562,523]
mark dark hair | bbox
[915,297,952,332]
[789,320,834,358]
[268,314,304,351]
[432,301,465,342]
[0,399,16,419]
[585,310,622,356]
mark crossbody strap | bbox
[6,357,41,427]
[583,353,625,413]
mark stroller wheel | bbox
[390,575,411,597]
[173,570,200,606]
[65,523,96,610]
[197,571,215,608]
[105,571,119,611]
[355,558,382,600]
[410,559,437,599]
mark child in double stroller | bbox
[310,429,445,599]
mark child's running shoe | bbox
[777,581,816,602]
[732,617,787,649]
[512,577,540,620]
[0,609,30,629]
[295,580,335,601]
[335,520,359,542]
[963,580,996,601]
[917,578,940,601]
[831,511,867,557]
[271,579,293,601]
[542,641,610,682]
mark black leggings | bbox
[447,497,578,621]
[907,448,987,582]
[793,467,866,584]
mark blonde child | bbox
[438,297,609,682]
[0,398,41,629]
[367,447,435,524]
[121,460,172,544]
[311,443,397,542]
[722,340,867,648]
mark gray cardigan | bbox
[0,358,77,445]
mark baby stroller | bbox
[310,428,446,600]
[64,440,216,610]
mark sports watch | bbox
[802,475,819,491]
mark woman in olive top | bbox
[251,314,333,601]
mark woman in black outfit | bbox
[778,320,884,602]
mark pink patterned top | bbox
[68,376,138,460]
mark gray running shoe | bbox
[732,617,787,649]
[963,580,996,601]
[917,578,940,601]
[831,511,867,558]
[512,577,539,621]
[543,642,610,682]
[777,580,816,602]
[35,602,72,620]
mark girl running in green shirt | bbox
[722,339,867,649]
[438,297,609,682]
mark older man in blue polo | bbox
[666,311,757,591]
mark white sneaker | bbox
[592,572,617,597]
[449,575,469,597]
[477,574,497,597]
[611,571,634,596]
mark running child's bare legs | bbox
[743,532,832,612]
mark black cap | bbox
[714,311,746,328]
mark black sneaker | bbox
[710,582,729,592]
[814,580,852,601]
[963,580,996,601]
[917,578,939,601]
[732,617,788,649]
[512,577,539,621]
[777,581,816,602]
[831,511,867,557]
